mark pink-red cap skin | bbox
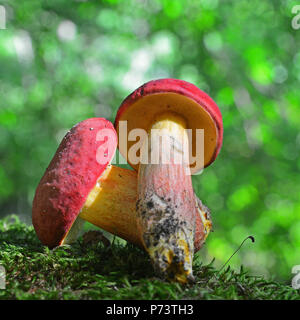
[32,118,117,248]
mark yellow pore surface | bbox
[116,92,218,174]
[79,165,141,246]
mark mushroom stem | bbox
[136,112,198,283]
[78,165,142,246]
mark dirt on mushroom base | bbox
[137,194,194,283]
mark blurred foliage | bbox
[0,0,299,281]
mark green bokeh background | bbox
[0,0,299,281]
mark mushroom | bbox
[32,117,212,251]
[32,118,137,248]
[115,79,223,282]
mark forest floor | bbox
[0,215,299,300]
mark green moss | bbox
[0,215,299,300]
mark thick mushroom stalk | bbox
[137,113,197,283]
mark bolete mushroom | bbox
[32,117,212,251]
[115,78,223,282]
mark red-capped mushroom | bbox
[115,79,223,283]
[32,118,138,248]
[32,117,212,251]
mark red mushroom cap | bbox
[115,78,223,173]
[32,118,117,248]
